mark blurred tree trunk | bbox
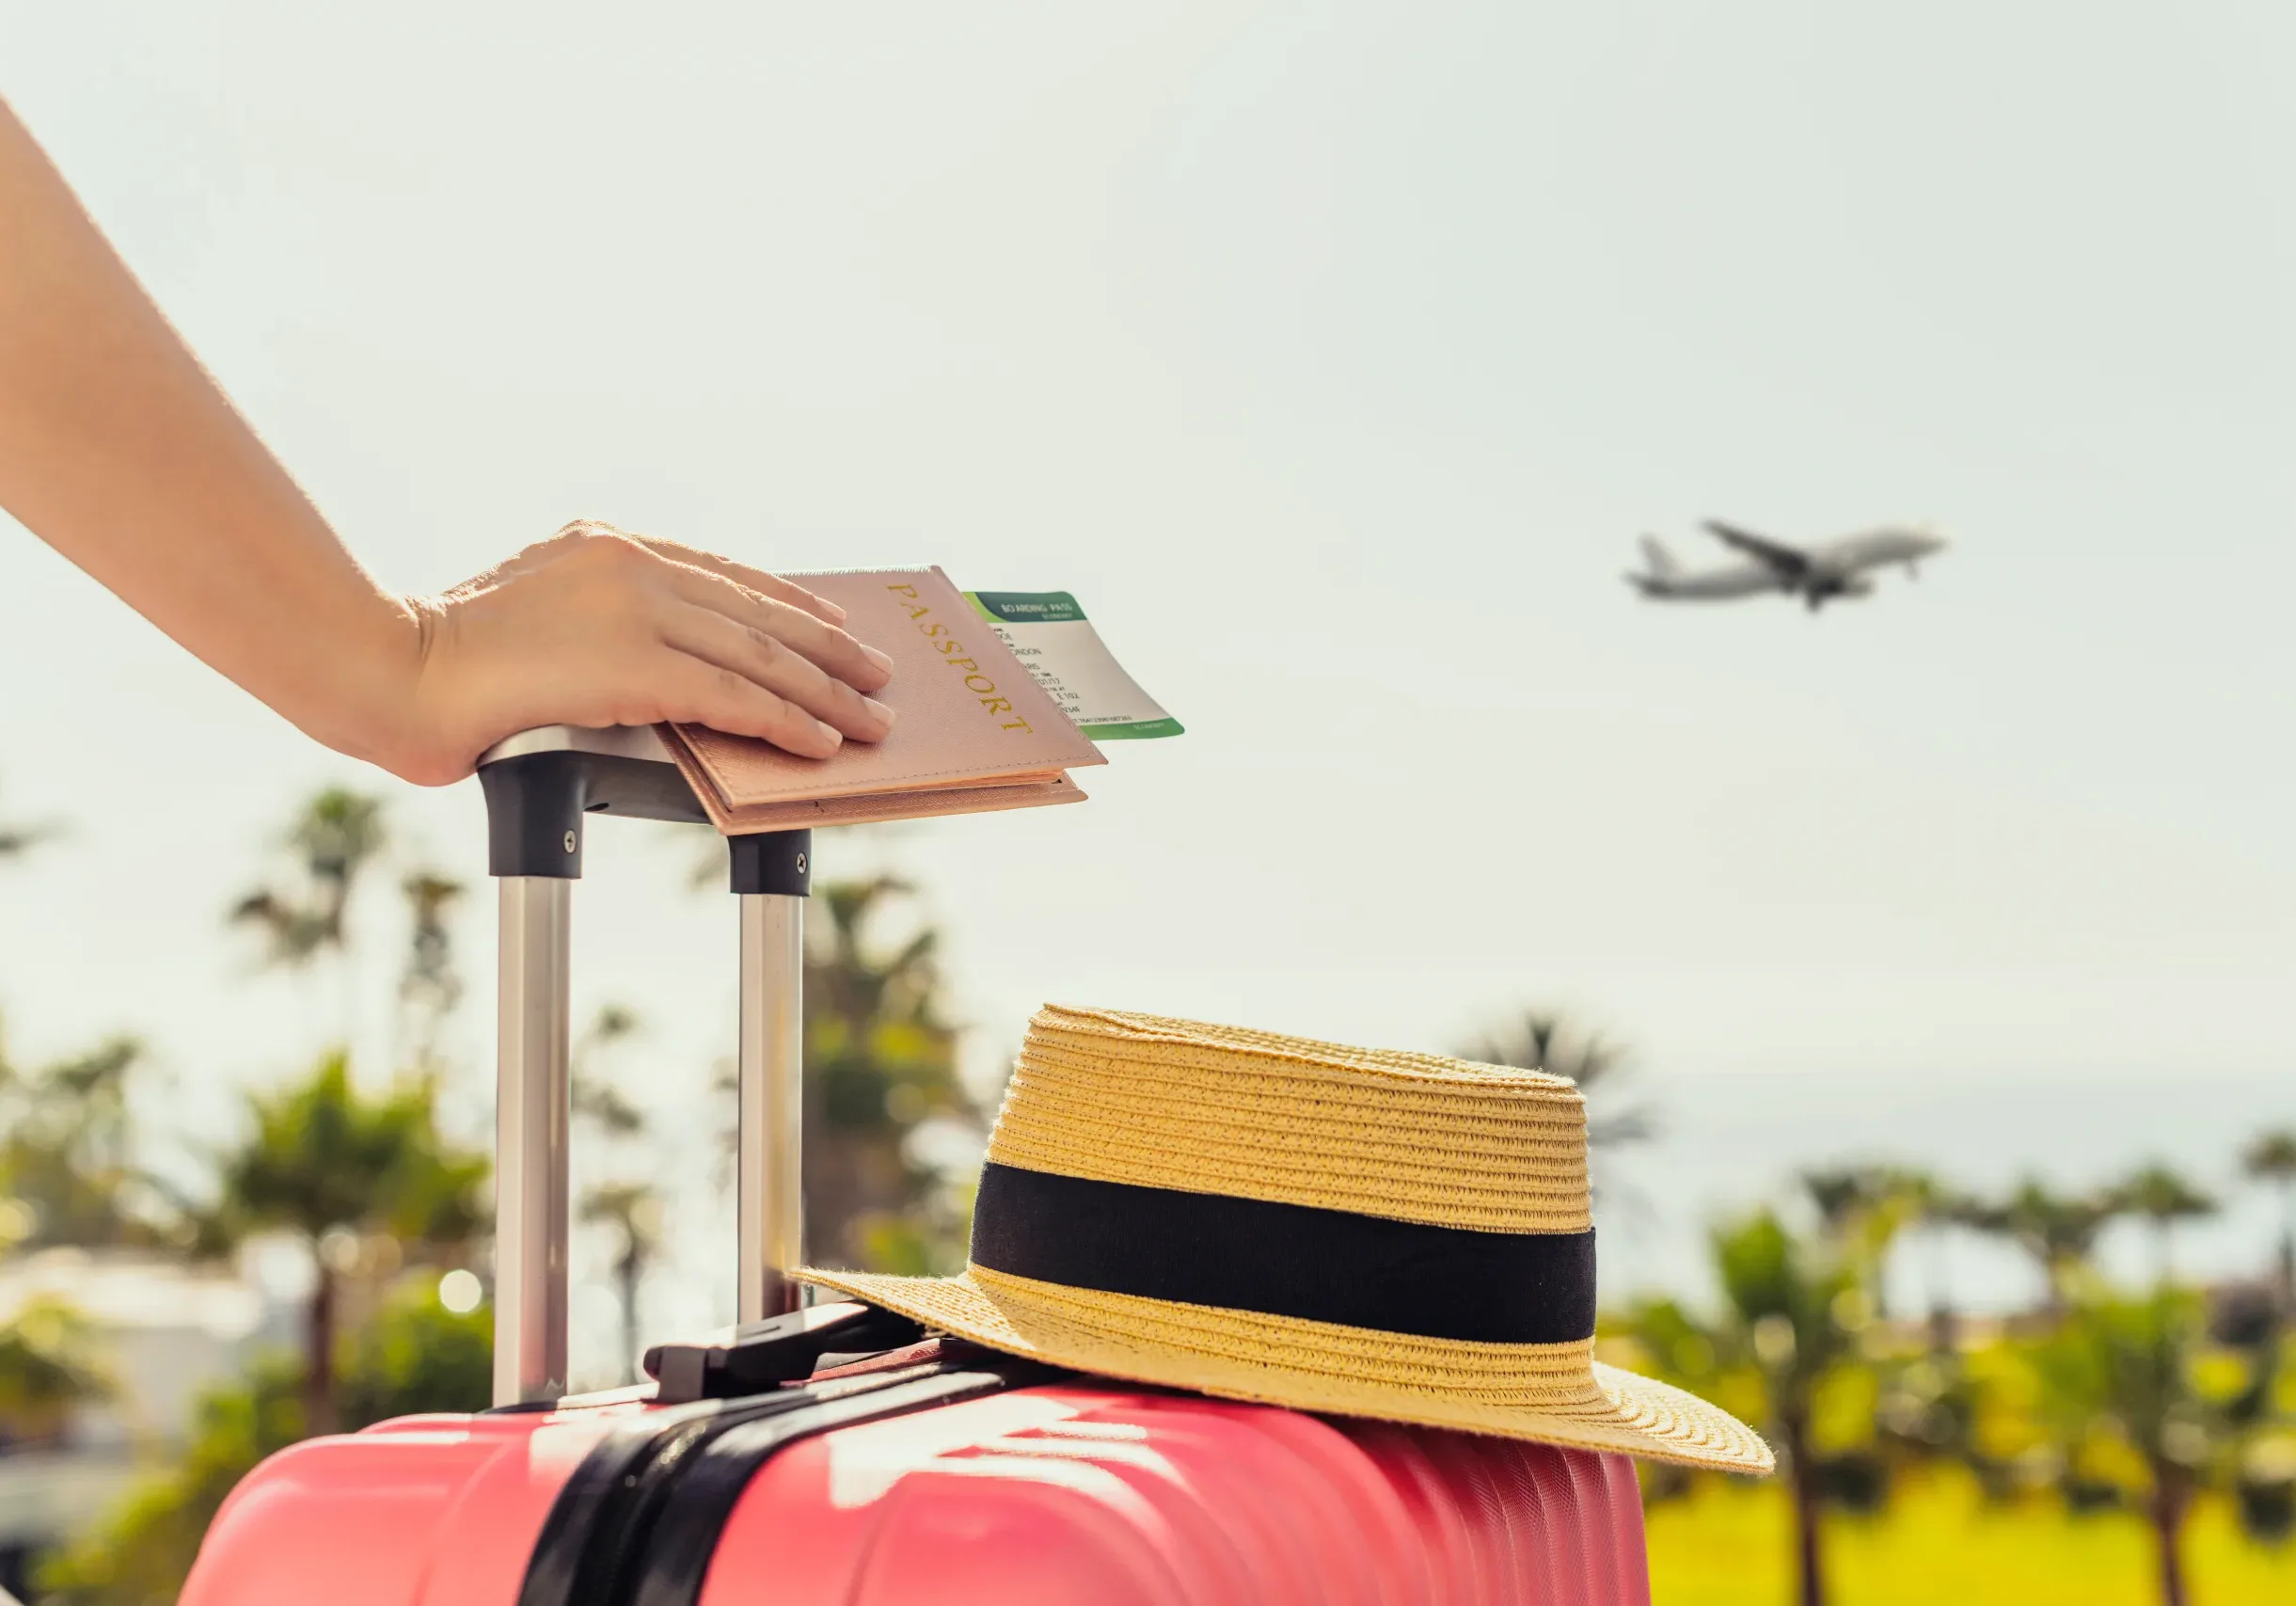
[2146,1467,2190,1606]
[1711,1212,1851,1606]
[2279,1224,2296,1316]
[573,1007,657,1384]
[2142,1301,2193,1606]
[1781,1403,1826,1606]
[304,1269,339,1437]
[1923,1224,1957,1357]
[618,1240,645,1381]
[578,1180,659,1386]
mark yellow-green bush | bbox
[1646,1468,2296,1606]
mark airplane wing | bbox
[1701,520,1811,581]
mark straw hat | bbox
[801,1005,1771,1473]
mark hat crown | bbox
[985,1006,1591,1235]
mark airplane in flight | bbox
[1628,520,1949,611]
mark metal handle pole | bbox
[737,891,806,1323]
[495,876,573,1406]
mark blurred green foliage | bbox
[198,1051,488,1435]
[0,1022,170,1253]
[1612,1168,2295,1606]
[36,1281,490,1603]
[35,1357,305,1606]
[335,1280,494,1427]
[799,875,981,1274]
[0,1296,110,1448]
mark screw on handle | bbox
[730,831,813,896]
[479,752,591,880]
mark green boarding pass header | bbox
[971,590,1088,626]
[963,589,1182,741]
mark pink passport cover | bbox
[660,566,1104,835]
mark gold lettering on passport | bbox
[887,581,1035,734]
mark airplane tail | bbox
[1638,535,1680,579]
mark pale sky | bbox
[1,4,2289,1334]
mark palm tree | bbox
[1885,1169,1982,1354]
[572,1003,656,1382]
[230,788,389,1042]
[1797,1167,1975,1344]
[2030,1294,2225,1606]
[0,785,57,863]
[1801,1166,1888,1238]
[1799,1166,1902,1319]
[0,1296,112,1449]
[1458,1010,1655,1148]
[1710,1208,1860,1606]
[1461,1011,1656,1221]
[396,869,466,1071]
[0,1026,169,1250]
[230,789,388,964]
[204,1054,488,1434]
[573,1004,645,1137]
[1967,1179,2116,1321]
[0,1296,111,1453]
[2115,1165,2218,1291]
[579,1182,662,1384]
[2241,1130,2296,1310]
[694,841,976,1269]
[2,791,169,1258]
[0,822,51,861]
[791,877,976,1270]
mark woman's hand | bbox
[395,521,896,787]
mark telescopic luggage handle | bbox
[477,724,808,1407]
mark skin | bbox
[0,98,894,786]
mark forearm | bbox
[0,99,418,767]
[1,99,896,785]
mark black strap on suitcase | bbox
[518,1306,1060,1606]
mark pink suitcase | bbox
[183,725,1653,1605]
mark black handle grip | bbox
[478,746,808,894]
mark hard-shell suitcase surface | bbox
[182,725,1654,1606]
[186,1367,1653,1604]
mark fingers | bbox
[659,601,895,744]
[539,520,857,634]
[648,649,847,759]
[624,533,850,627]
[659,562,895,695]
[450,522,900,762]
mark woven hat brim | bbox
[800,1264,1772,1476]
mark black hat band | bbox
[968,1161,1597,1345]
